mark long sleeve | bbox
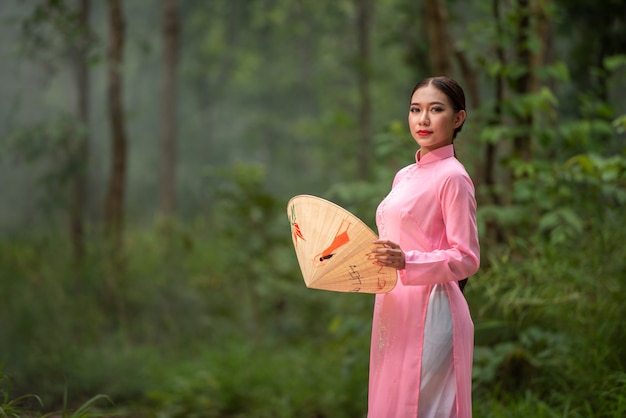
[400,172,480,286]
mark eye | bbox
[409,107,420,113]
[431,106,443,112]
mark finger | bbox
[372,239,399,249]
[370,246,393,255]
[372,239,392,246]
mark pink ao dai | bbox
[368,145,480,418]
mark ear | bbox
[453,110,466,129]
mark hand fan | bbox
[287,195,397,294]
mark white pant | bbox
[418,285,456,418]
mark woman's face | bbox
[408,83,466,157]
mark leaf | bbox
[70,394,113,418]
[612,114,626,134]
[479,125,514,144]
[604,54,626,72]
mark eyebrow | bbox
[410,101,447,106]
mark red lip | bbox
[417,130,432,136]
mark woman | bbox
[369,76,480,418]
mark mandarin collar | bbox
[415,144,455,167]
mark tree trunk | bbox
[424,0,453,75]
[484,0,506,244]
[454,50,479,110]
[159,0,179,218]
[512,0,533,161]
[486,0,505,207]
[105,0,127,251]
[70,0,90,264]
[355,0,373,181]
[531,0,551,93]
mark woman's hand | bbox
[371,239,405,270]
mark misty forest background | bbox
[1,0,625,417]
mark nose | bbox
[418,111,429,125]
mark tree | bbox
[104,0,127,251]
[159,0,179,218]
[510,0,533,162]
[355,0,373,180]
[486,0,506,205]
[70,0,91,263]
[17,0,95,263]
[424,0,453,76]
[555,0,626,104]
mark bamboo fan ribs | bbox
[287,195,396,294]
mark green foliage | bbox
[2,152,626,416]
[40,392,112,418]
[470,157,626,416]
[612,114,626,134]
[147,338,369,418]
[15,0,98,72]
[1,369,111,418]
[0,370,43,417]
[604,54,626,72]
[4,115,87,209]
[1,0,626,417]
[479,151,626,249]
[0,159,372,416]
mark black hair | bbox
[410,76,466,138]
